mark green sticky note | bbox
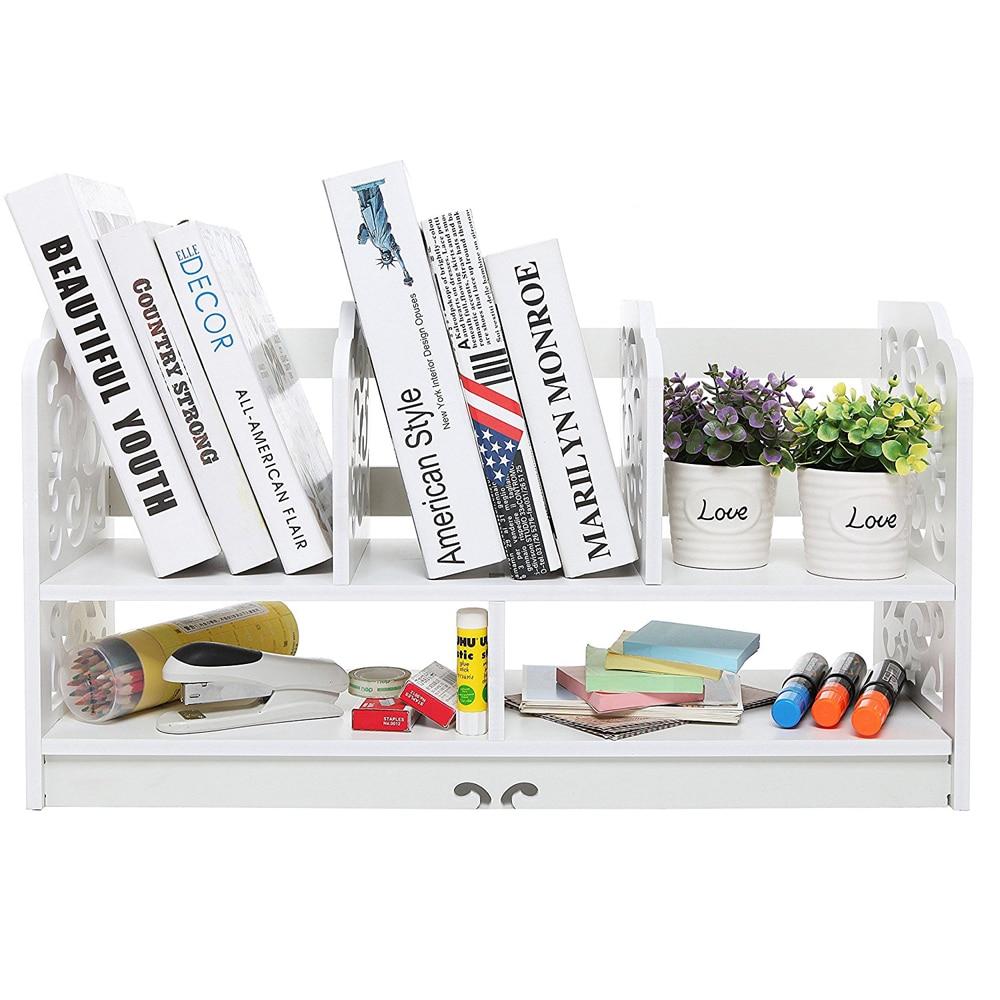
[584,645,705,694]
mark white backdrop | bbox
[2,1,995,996]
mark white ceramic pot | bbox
[797,468,912,579]
[665,461,778,570]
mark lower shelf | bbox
[38,670,953,808]
[42,671,949,759]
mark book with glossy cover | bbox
[156,221,333,572]
[324,163,504,578]
[623,620,760,672]
[422,209,559,579]
[7,174,219,577]
[485,239,636,577]
[99,221,276,573]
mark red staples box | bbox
[400,661,457,728]
[351,698,415,733]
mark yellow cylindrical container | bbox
[456,607,488,736]
[59,602,298,723]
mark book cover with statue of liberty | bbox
[323,162,505,579]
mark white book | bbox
[99,222,277,573]
[485,240,637,577]
[422,210,560,579]
[323,162,504,579]
[7,175,219,577]
[155,221,333,573]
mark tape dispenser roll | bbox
[348,666,411,699]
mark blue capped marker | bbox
[771,653,829,728]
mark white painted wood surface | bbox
[23,304,970,810]
[42,756,950,808]
[42,671,949,759]
[39,538,954,603]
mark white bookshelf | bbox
[23,300,971,810]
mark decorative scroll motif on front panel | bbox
[38,333,107,571]
[879,600,948,715]
[881,322,952,570]
[620,323,647,556]
[349,326,373,537]
[44,601,110,713]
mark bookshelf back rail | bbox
[282,326,883,380]
[104,323,884,519]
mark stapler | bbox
[156,642,349,734]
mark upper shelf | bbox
[41,537,954,602]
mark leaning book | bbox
[422,209,559,579]
[7,175,219,577]
[485,240,637,576]
[100,222,277,573]
[324,162,504,579]
[156,221,333,573]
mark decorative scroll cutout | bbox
[45,601,110,712]
[500,782,539,809]
[349,326,372,538]
[37,334,107,571]
[453,782,492,808]
[881,323,951,569]
[620,324,646,558]
[879,600,947,714]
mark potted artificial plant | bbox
[789,376,943,580]
[663,365,810,569]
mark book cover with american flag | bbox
[423,210,560,579]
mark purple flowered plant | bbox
[664,364,813,474]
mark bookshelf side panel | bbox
[620,300,662,584]
[879,302,970,809]
[29,316,111,581]
[332,302,373,583]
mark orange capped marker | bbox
[811,652,867,728]
[852,658,907,737]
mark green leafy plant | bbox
[787,376,942,475]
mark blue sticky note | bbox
[622,621,760,673]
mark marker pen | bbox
[771,653,829,728]
[852,658,907,737]
[811,652,867,728]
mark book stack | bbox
[517,620,764,733]
[9,161,639,582]
[8,175,332,578]
[324,162,638,580]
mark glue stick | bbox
[456,607,488,736]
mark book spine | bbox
[323,163,504,579]
[156,222,331,573]
[7,176,219,577]
[422,211,560,580]
[99,224,277,573]
[484,240,638,577]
